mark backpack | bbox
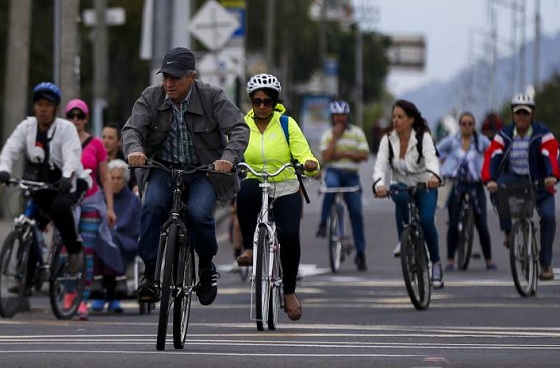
[387,130,439,167]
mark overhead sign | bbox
[190,0,240,51]
[82,7,126,26]
[387,35,426,71]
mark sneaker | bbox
[236,249,253,267]
[486,263,498,270]
[196,263,220,306]
[432,262,444,289]
[67,251,83,274]
[445,264,455,272]
[77,302,89,320]
[63,291,77,310]
[316,223,326,238]
[108,300,124,313]
[354,252,367,271]
[539,266,554,281]
[393,242,401,257]
[137,277,161,303]
[90,299,105,312]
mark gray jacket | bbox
[122,80,248,205]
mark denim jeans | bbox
[319,168,366,254]
[496,173,556,268]
[447,182,492,261]
[390,183,441,263]
[139,168,218,279]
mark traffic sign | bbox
[189,0,240,51]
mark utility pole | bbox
[533,0,541,90]
[60,0,80,109]
[354,24,363,128]
[1,0,32,217]
[265,0,276,72]
[93,0,108,137]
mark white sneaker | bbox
[432,262,444,289]
[393,242,401,258]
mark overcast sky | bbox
[367,0,560,95]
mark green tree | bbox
[534,73,560,137]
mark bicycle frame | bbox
[238,161,299,330]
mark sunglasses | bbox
[66,112,86,120]
[251,98,274,108]
[514,110,531,116]
[460,121,474,127]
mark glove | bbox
[0,171,11,185]
[56,177,72,193]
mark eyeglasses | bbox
[251,98,274,108]
[460,121,474,127]
[514,110,531,116]
[66,112,86,120]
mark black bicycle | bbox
[318,185,360,273]
[0,178,86,319]
[495,182,539,297]
[133,160,228,350]
[450,179,476,270]
[376,183,432,310]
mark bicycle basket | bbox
[495,184,535,219]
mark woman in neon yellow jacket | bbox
[236,74,319,321]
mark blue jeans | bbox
[139,168,218,279]
[390,183,441,264]
[496,173,556,268]
[319,169,366,254]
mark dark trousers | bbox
[447,183,492,261]
[236,179,303,294]
[32,179,88,254]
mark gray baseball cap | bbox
[157,47,196,77]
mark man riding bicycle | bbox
[122,47,249,306]
[482,93,560,281]
[316,100,369,271]
[0,82,91,287]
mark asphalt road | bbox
[1,156,559,367]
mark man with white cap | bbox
[122,47,248,306]
[482,93,560,280]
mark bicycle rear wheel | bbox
[457,206,474,270]
[328,204,343,273]
[173,239,195,349]
[49,244,86,320]
[400,226,431,310]
[267,241,282,331]
[157,223,178,351]
[0,231,30,318]
[255,225,271,331]
[510,221,538,297]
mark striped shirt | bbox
[159,90,198,165]
[509,127,532,175]
[320,124,369,172]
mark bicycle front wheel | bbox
[457,206,474,270]
[49,244,86,320]
[510,220,538,297]
[255,225,271,331]
[0,231,30,318]
[400,226,431,310]
[173,240,195,349]
[328,204,343,273]
[267,241,282,331]
[157,223,178,350]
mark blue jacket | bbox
[481,120,560,183]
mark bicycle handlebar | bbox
[318,185,360,194]
[130,159,232,176]
[6,178,56,191]
[237,161,311,204]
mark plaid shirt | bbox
[159,90,198,164]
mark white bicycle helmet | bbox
[511,93,535,108]
[246,73,282,95]
[328,100,351,114]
